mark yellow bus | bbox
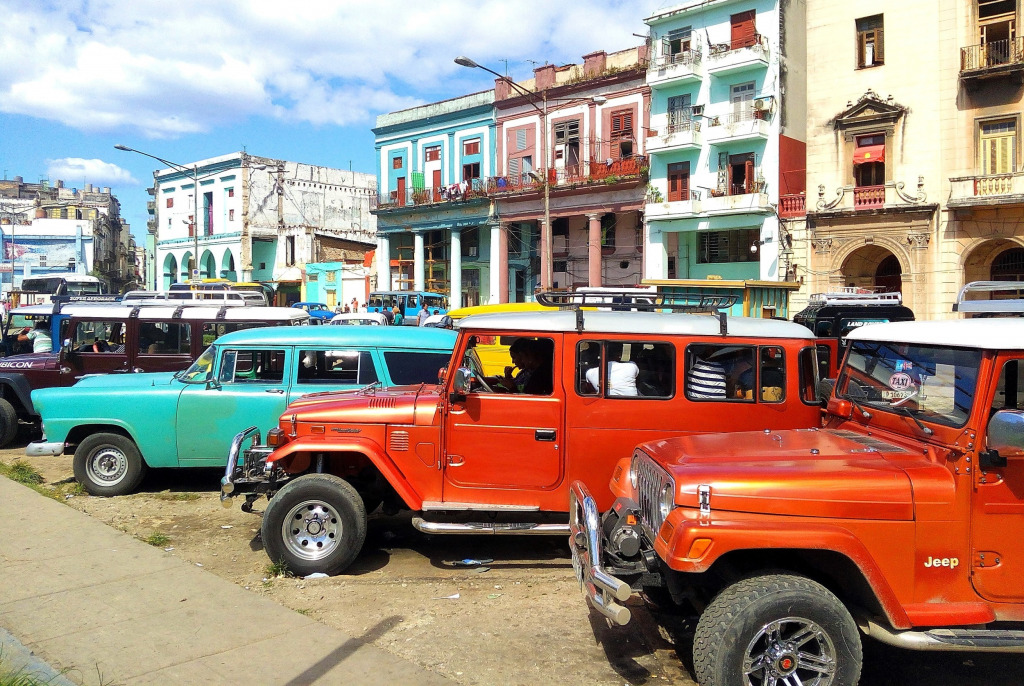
[448,302,559,376]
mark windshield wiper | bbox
[895,405,933,436]
[847,396,872,419]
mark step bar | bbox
[411,516,568,535]
[862,618,1024,652]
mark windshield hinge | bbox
[698,484,711,514]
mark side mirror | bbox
[450,367,472,402]
[986,409,1024,458]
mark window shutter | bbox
[731,10,757,48]
[509,157,520,177]
[874,26,884,62]
[744,159,755,193]
[516,129,527,151]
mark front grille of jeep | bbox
[633,452,673,534]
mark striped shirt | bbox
[687,359,727,399]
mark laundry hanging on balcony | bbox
[853,143,885,165]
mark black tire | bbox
[693,574,862,686]
[261,473,367,576]
[73,433,148,496]
[0,398,18,448]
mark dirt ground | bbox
[5,445,1024,686]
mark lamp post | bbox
[114,144,201,282]
[455,56,604,292]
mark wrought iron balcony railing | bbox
[961,36,1024,72]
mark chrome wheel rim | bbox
[280,499,341,561]
[87,447,128,485]
[743,616,837,686]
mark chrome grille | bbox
[633,452,672,533]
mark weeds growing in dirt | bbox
[264,559,292,579]
[0,461,44,486]
[143,533,171,547]
[151,491,200,502]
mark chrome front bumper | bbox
[26,440,66,457]
[568,480,634,626]
[220,426,261,505]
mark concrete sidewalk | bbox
[0,477,451,686]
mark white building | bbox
[149,152,377,303]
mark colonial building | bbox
[643,0,807,289]
[0,176,137,294]
[148,152,376,305]
[372,91,496,307]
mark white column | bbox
[644,222,667,280]
[376,234,392,291]
[489,222,502,304]
[414,231,425,292]
[449,228,462,309]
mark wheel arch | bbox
[267,437,423,509]
[65,424,139,456]
[0,374,35,415]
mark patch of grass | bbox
[151,491,200,502]
[295,608,313,617]
[143,533,171,548]
[0,461,44,486]
[0,652,75,686]
[264,559,292,579]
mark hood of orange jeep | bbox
[282,385,442,427]
[641,428,924,520]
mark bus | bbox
[13,273,107,306]
[368,290,448,323]
[169,280,274,305]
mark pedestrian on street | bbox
[417,303,430,326]
[392,306,405,325]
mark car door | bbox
[442,334,564,504]
[175,346,291,465]
[64,319,130,377]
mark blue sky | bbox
[0,0,665,244]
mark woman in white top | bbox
[585,343,638,397]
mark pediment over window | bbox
[832,90,907,140]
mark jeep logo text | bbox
[923,556,959,569]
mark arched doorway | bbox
[180,252,193,282]
[201,250,216,280]
[221,250,237,281]
[162,254,178,290]
[840,245,903,293]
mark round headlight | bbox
[658,482,674,521]
[629,458,638,489]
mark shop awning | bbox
[853,144,885,165]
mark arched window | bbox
[992,247,1024,281]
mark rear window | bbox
[383,351,452,385]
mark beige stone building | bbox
[794,0,1023,319]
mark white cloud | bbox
[0,0,661,137]
[46,158,138,187]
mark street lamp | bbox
[114,144,201,282]
[455,56,605,292]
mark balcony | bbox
[645,190,703,220]
[948,171,1024,209]
[960,37,1024,84]
[646,119,703,153]
[702,188,771,216]
[704,108,771,143]
[648,37,704,86]
[853,185,885,210]
[779,193,806,218]
[812,181,935,216]
[375,178,489,210]
[706,34,769,76]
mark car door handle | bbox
[535,429,556,441]
[265,389,285,394]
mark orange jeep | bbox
[571,316,1024,685]
[221,295,823,576]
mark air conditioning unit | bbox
[468,246,478,257]
[690,104,705,117]
[753,98,769,111]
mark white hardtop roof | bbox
[846,319,1024,350]
[458,310,814,339]
[11,304,307,322]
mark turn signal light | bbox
[267,428,286,447]
[686,538,712,559]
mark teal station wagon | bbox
[28,326,457,496]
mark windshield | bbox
[179,345,216,382]
[838,341,982,428]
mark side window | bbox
[815,343,833,381]
[383,351,452,385]
[72,320,125,353]
[202,321,265,346]
[479,336,554,396]
[295,349,378,385]
[576,340,675,399]
[138,322,191,355]
[759,346,786,402]
[685,344,756,401]
[993,359,1024,412]
[219,349,286,384]
[799,346,820,404]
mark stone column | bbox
[376,233,391,292]
[645,222,666,280]
[449,228,462,309]
[587,213,603,287]
[414,231,425,292]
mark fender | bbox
[655,508,915,629]
[0,374,37,414]
[267,436,424,510]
